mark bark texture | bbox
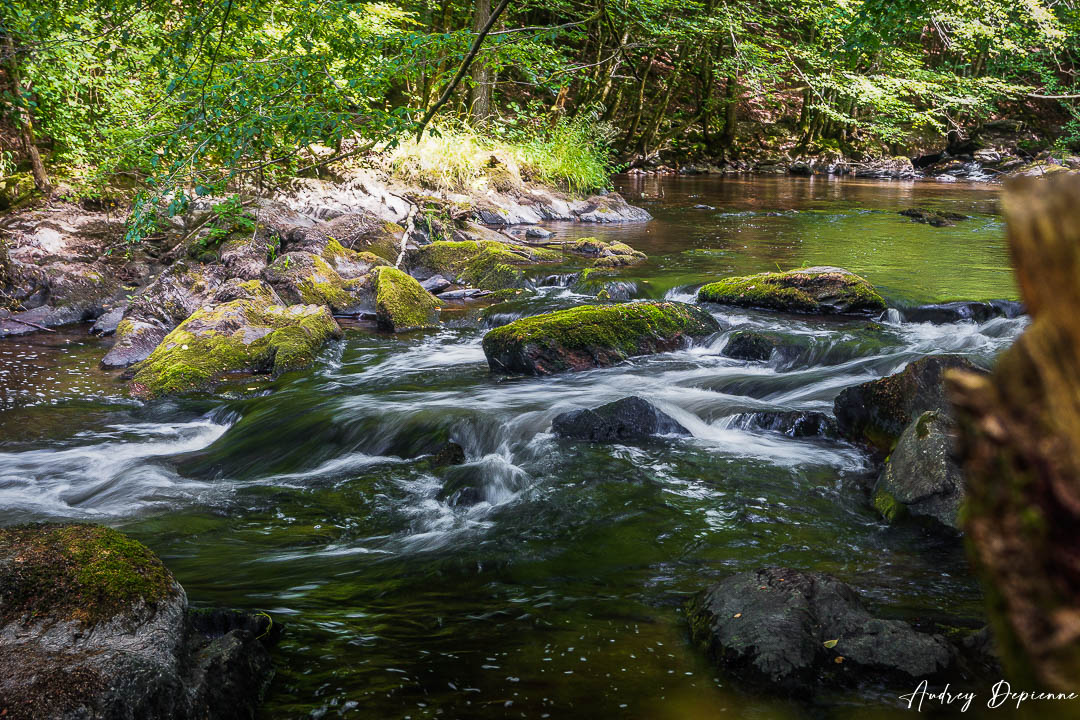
[948,174,1080,691]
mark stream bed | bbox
[0,176,1033,718]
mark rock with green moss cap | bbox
[698,266,887,315]
[407,240,561,290]
[482,301,720,375]
[0,523,277,720]
[873,410,964,529]
[374,266,442,332]
[263,250,361,312]
[834,354,985,453]
[291,211,404,263]
[565,237,647,268]
[129,282,342,398]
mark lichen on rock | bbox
[373,266,442,332]
[482,301,720,375]
[263,250,358,311]
[564,237,647,268]
[698,266,886,315]
[129,280,342,398]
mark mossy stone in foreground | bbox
[409,240,560,290]
[0,524,178,627]
[698,266,886,315]
[374,266,442,332]
[482,301,720,375]
[129,282,342,398]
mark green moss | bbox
[915,411,935,439]
[873,489,905,522]
[698,268,886,314]
[565,238,647,268]
[482,301,720,373]
[0,524,177,627]
[412,240,560,290]
[129,285,342,398]
[374,266,442,332]
[297,254,355,309]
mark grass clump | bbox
[385,117,616,196]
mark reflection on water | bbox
[0,177,1045,719]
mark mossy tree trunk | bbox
[467,0,493,125]
[948,174,1080,691]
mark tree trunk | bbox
[468,0,493,124]
[948,174,1080,692]
[2,33,51,194]
[719,75,738,150]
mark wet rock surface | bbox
[727,410,839,438]
[552,396,690,442]
[685,567,955,696]
[0,524,276,720]
[901,300,1024,324]
[873,410,964,529]
[833,354,985,452]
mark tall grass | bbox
[384,116,616,196]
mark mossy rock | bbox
[482,301,720,375]
[0,524,179,627]
[374,266,442,332]
[264,251,357,311]
[698,266,886,315]
[0,172,36,212]
[408,240,560,290]
[834,354,984,453]
[565,237,647,268]
[129,282,342,398]
[298,213,403,262]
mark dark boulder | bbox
[901,300,1025,324]
[482,301,719,375]
[685,567,954,696]
[552,396,690,442]
[873,411,964,529]
[728,410,839,438]
[833,354,985,452]
[899,209,970,227]
[720,330,798,362]
[0,524,276,720]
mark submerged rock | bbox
[685,567,954,696]
[552,396,690,442]
[833,354,984,452]
[406,240,561,291]
[899,208,970,227]
[728,410,839,438]
[482,301,720,375]
[373,266,442,332]
[0,523,276,720]
[129,280,342,398]
[901,300,1024,324]
[698,267,886,316]
[873,410,963,529]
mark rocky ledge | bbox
[0,523,277,720]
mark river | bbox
[0,175,1032,718]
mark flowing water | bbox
[0,176,1042,718]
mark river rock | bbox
[854,156,917,179]
[901,300,1024,324]
[290,211,403,263]
[563,238,647,268]
[833,354,985,452]
[873,410,963,529]
[570,192,653,223]
[728,410,839,438]
[129,280,342,398]
[685,567,954,696]
[406,240,561,290]
[89,306,125,336]
[698,267,886,316]
[0,523,276,720]
[420,275,452,293]
[482,301,720,375]
[899,208,970,227]
[552,396,690,442]
[373,266,441,332]
[263,251,364,312]
[720,330,796,362]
